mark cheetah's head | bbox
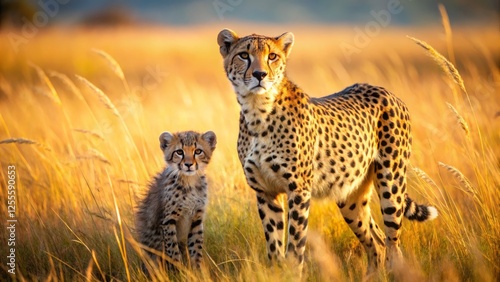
[159,131,217,176]
[217,29,294,98]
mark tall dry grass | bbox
[0,23,498,281]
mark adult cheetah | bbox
[217,29,437,274]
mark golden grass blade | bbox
[46,252,87,280]
[91,48,125,80]
[53,209,93,252]
[49,70,85,101]
[75,75,149,178]
[75,75,120,117]
[0,113,36,174]
[77,148,111,165]
[438,162,476,196]
[0,138,52,151]
[29,63,62,106]
[91,250,106,282]
[91,48,131,96]
[407,36,467,94]
[308,232,343,281]
[413,167,439,188]
[73,129,105,141]
[110,175,132,282]
[0,138,37,145]
[0,75,13,98]
[446,102,470,138]
[438,3,455,64]
[85,257,94,282]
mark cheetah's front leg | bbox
[286,189,311,272]
[188,208,205,269]
[256,192,286,262]
[161,218,182,269]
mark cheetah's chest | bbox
[243,136,293,195]
[173,187,206,216]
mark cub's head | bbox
[159,131,217,176]
[217,29,294,97]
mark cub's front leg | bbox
[188,208,205,269]
[161,217,182,269]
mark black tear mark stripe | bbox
[243,58,251,80]
[265,42,273,73]
[230,55,238,66]
[170,151,177,161]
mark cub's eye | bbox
[268,53,277,60]
[194,149,203,155]
[238,52,249,59]
[174,149,184,156]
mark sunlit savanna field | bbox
[0,23,499,281]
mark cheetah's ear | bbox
[201,131,217,152]
[275,32,294,57]
[159,131,174,151]
[217,29,239,57]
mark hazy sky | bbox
[4,0,498,26]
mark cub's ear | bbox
[201,131,217,151]
[159,132,174,150]
[217,29,239,57]
[275,32,294,57]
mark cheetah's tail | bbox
[404,195,438,221]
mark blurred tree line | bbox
[0,0,497,27]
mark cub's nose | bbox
[252,71,267,81]
[185,163,193,169]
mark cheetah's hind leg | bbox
[338,166,386,275]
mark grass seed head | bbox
[407,36,467,94]
[76,75,121,117]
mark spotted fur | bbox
[217,29,437,274]
[136,130,217,272]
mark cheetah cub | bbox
[136,130,217,271]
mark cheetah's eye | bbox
[238,52,249,59]
[268,53,277,60]
[174,149,184,156]
[194,149,203,155]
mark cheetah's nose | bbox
[185,163,193,169]
[252,71,267,81]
